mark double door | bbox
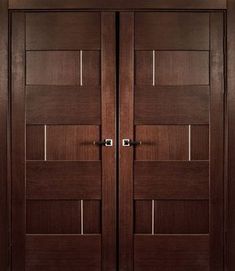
[11,11,224,271]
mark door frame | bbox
[0,1,235,270]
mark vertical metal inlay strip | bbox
[44,125,47,161]
[153,50,156,86]
[152,200,155,235]
[80,50,83,86]
[81,200,84,235]
[189,125,191,161]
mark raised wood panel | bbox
[135,13,209,50]
[26,86,100,125]
[83,51,101,86]
[26,51,80,86]
[155,200,209,234]
[134,200,152,234]
[134,161,209,199]
[26,125,44,160]
[26,200,81,234]
[26,235,101,271]
[134,235,209,271]
[135,125,189,160]
[135,51,153,85]
[26,161,101,199]
[155,51,209,86]
[84,201,101,234]
[10,0,227,9]
[135,86,209,124]
[46,125,100,161]
[26,13,100,50]
[191,125,209,160]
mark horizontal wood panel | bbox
[26,13,100,50]
[26,161,101,199]
[134,161,209,199]
[135,125,189,160]
[155,51,209,85]
[46,125,100,161]
[26,200,81,234]
[134,235,209,271]
[26,235,101,271]
[135,13,210,50]
[26,86,100,124]
[26,51,80,85]
[26,125,44,160]
[155,200,209,234]
[9,0,227,9]
[135,86,209,124]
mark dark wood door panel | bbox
[26,235,101,271]
[26,161,101,199]
[134,161,209,199]
[26,13,101,50]
[135,13,209,50]
[134,235,209,271]
[26,86,101,125]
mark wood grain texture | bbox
[26,13,100,50]
[84,201,101,234]
[134,161,209,199]
[155,51,209,86]
[135,51,153,85]
[26,86,100,125]
[101,13,116,270]
[135,13,210,50]
[119,12,134,271]
[26,161,101,199]
[11,13,26,271]
[26,200,81,234]
[135,125,189,160]
[191,125,209,160]
[26,51,80,86]
[0,0,8,270]
[9,0,227,10]
[228,0,235,270]
[209,13,224,271]
[26,125,44,160]
[135,86,209,124]
[26,235,101,271]
[155,200,209,234]
[83,51,101,86]
[134,235,209,271]
[134,201,152,234]
[46,125,100,161]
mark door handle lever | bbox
[122,139,142,147]
[93,139,113,147]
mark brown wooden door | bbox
[11,12,116,271]
[119,12,225,271]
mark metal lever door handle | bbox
[93,139,113,147]
[122,139,142,147]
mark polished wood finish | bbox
[26,86,100,125]
[228,0,235,270]
[26,200,81,234]
[134,235,209,271]
[135,13,209,50]
[9,0,227,9]
[11,13,26,271]
[134,161,209,199]
[84,200,101,233]
[135,125,189,160]
[26,13,100,50]
[155,200,209,234]
[26,235,101,271]
[191,125,209,160]
[0,0,8,270]
[209,13,224,270]
[119,13,134,271]
[101,12,116,270]
[46,125,100,160]
[26,126,44,160]
[26,161,101,199]
[135,86,209,124]
[134,200,152,233]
